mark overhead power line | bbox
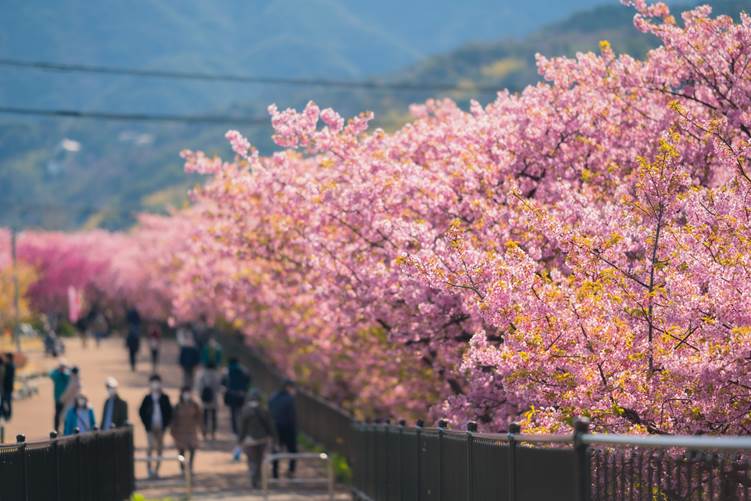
[0,58,499,93]
[0,106,268,125]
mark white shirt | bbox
[151,393,163,430]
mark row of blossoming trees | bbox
[2,2,750,435]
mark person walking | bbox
[200,336,223,368]
[170,386,203,476]
[60,366,81,416]
[139,374,173,479]
[223,358,251,433]
[178,327,200,388]
[49,360,71,431]
[1,353,15,420]
[100,377,128,430]
[237,389,277,489]
[269,380,298,479]
[222,357,251,460]
[147,324,162,373]
[93,311,108,348]
[197,363,222,440]
[126,309,142,372]
[63,394,96,435]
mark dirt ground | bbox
[3,335,349,500]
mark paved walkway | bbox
[3,336,348,500]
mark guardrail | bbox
[351,418,751,501]
[0,426,135,501]
[262,451,335,500]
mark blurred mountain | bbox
[0,0,608,113]
[0,0,746,230]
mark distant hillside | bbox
[0,0,747,230]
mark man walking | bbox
[269,380,298,479]
[200,336,223,368]
[101,377,128,430]
[222,357,250,460]
[177,325,200,387]
[2,353,15,420]
[139,374,173,479]
[49,360,70,431]
[126,309,141,372]
[237,389,277,489]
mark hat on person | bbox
[105,377,118,389]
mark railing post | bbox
[416,419,424,501]
[508,422,521,501]
[574,417,591,501]
[17,434,28,501]
[398,419,406,501]
[467,421,477,501]
[50,431,60,501]
[438,419,448,501]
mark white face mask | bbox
[150,382,161,392]
[181,392,191,401]
[107,388,117,398]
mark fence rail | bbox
[0,426,135,501]
[350,419,751,501]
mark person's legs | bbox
[3,393,12,420]
[245,444,266,488]
[177,447,186,474]
[210,408,217,438]
[285,430,298,475]
[54,400,63,431]
[277,427,297,476]
[230,404,239,435]
[129,349,137,372]
[202,408,210,439]
[188,448,196,472]
[146,430,155,476]
[153,429,164,475]
[182,367,192,387]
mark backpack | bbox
[201,385,215,403]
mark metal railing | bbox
[351,418,751,501]
[262,451,335,500]
[0,426,135,501]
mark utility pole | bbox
[10,226,21,353]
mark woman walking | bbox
[197,363,222,440]
[170,386,203,475]
[63,394,96,435]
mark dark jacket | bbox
[238,402,277,444]
[3,361,15,394]
[179,346,200,370]
[100,395,128,429]
[138,393,173,431]
[269,390,296,431]
[126,331,140,351]
[222,362,251,407]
